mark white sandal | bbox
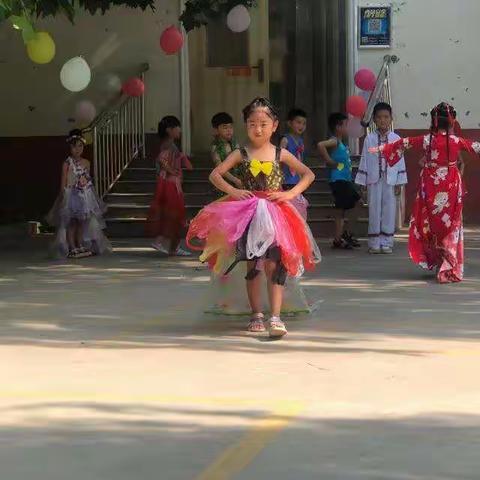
[269,317,287,338]
[247,313,266,333]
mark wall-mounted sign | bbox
[358,6,392,49]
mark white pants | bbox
[367,175,396,249]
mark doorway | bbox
[187,0,348,153]
[188,1,270,153]
[269,0,348,150]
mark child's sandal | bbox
[269,317,288,338]
[247,313,266,333]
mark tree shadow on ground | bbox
[0,401,479,479]
[1,235,480,352]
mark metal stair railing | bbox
[361,54,398,132]
[85,63,149,198]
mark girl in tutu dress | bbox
[146,116,193,256]
[369,103,480,283]
[187,97,321,338]
[47,130,111,258]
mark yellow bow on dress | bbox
[249,159,273,177]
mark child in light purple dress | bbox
[47,130,111,258]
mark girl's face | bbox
[167,126,182,140]
[246,108,278,147]
[70,140,84,158]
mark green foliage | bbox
[0,0,155,26]
[179,0,256,32]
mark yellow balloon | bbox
[84,131,93,145]
[26,31,56,64]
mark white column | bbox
[179,0,191,155]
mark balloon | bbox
[83,131,93,145]
[98,73,122,95]
[122,77,145,97]
[26,31,56,64]
[75,100,96,124]
[354,68,376,92]
[347,116,365,139]
[60,57,92,92]
[346,95,367,118]
[160,26,184,55]
[227,5,251,32]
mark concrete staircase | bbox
[104,154,368,238]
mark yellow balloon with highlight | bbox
[83,131,93,145]
[26,32,56,64]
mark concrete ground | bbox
[1,226,480,479]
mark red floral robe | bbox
[382,133,480,283]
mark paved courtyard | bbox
[1,226,480,479]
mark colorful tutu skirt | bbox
[46,186,111,258]
[187,192,321,313]
[146,176,186,239]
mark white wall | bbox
[0,0,181,136]
[358,0,480,130]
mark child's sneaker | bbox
[332,238,353,250]
[268,316,287,338]
[381,246,393,254]
[247,313,266,333]
[368,247,382,254]
[173,247,192,257]
[151,242,169,254]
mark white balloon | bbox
[347,116,365,139]
[226,5,251,33]
[98,73,122,95]
[75,100,96,123]
[60,56,92,92]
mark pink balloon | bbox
[75,100,96,123]
[122,77,145,97]
[346,95,367,118]
[160,26,184,55]
[354,68,376,91]
[347,116,365,139]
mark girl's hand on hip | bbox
[230,189,254,200]
[267,191,295,203]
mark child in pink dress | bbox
[146,116,193,256]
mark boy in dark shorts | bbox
[317,113,361,249]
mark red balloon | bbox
[122,77,145,97]
[354,68,376,91]
[160,26,184,55]
[346,95,367,118]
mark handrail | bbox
[84,63,149,198]
[361,55,398,128]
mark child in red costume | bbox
[370,103,480,283]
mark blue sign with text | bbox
[359,6,392,48]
